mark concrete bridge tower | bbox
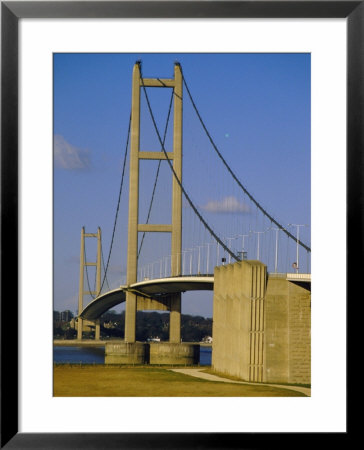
[77,226,101,340]
[124,62,183,344]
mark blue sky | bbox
[54,53,310,318]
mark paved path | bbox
[170,368,311,396]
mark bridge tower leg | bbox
[124,63,141,343]
[77,227,102,340]
[77,227,85,340]
[125,62,183,343]
[170,64,183,343]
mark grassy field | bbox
[53,365,306,397]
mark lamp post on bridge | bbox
[226,236,237,263]
[185,248,194,275]
[204,242,213,274]
[144,263,149,279]
[197,245,204,274]
[163,255,171,278]
[159,258,163,278]
[270,227,281,273]
[151,260,160,279]
[252,231,265,260]
[288,224,308,273]
[237,234,249,260]
[181,250,187,275]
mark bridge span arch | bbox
[79,272,309,321]
[80,275,214,320]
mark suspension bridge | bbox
[74,61,311,378]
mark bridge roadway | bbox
[80,273,311,321]
[80,275,214,320]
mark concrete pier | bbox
[105,342,147,364]
[104,341,200,365]
[149,342,199,365]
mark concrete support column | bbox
[95,227,102,341]
[95,319,100,340]
[171,63,183,276]
[125,63,141,343]
[248,263,266,382]
[212,261,266,381]
[77,227,85,340]
[96,227,101,295]
[170,63,183,343]
[169,294,181,343]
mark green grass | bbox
[53,365,307,397]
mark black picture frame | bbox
[1,1,356,448]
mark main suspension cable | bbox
[138,89,174,257]
[100,237,111,292]
[99,113,131,293]
[181,70,311,253]
[139,63,239,262]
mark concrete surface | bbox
[170,367,311,396]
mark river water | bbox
[54,345,212,365]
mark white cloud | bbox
[201,196,250,214]
[54,134,91,170]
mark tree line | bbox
[53,310,212,342]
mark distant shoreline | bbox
[53,339,212,348]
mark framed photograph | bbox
[1,1,357,448]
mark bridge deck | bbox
[80,273,310,320]
[80,276,214,320]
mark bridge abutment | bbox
[212,260,266,382]
[264,275,311,384]
[212,261,311,385]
